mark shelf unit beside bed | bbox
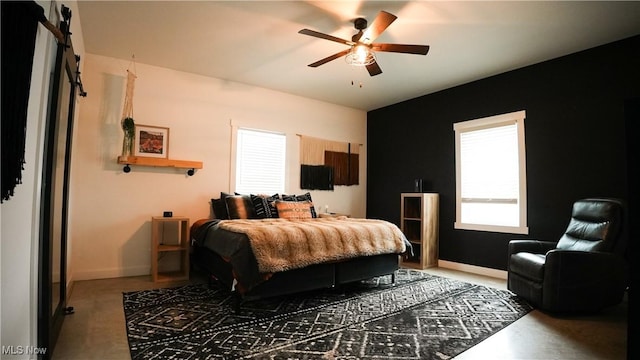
[151,216,190,282]
[400,193,439,269]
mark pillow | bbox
[275,200,314,220]
[211,198,226,219]
[281,192,318,218]
[225,194,256,219]
[251,194,280,218]
[211,192,233,219]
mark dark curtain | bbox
[325,151,359,186]
[300,165,334,190]
[1,1,46,202]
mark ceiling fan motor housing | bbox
[354,18,368,31]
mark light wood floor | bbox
[52,267,628,359]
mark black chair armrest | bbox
[544,250,628,281]
[542,249,629,310]
[508,239,556,256]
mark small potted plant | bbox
[121,116,135,157]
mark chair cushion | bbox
[509,252,546,282]
[556,198,622,252]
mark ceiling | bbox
[77,1,640,111]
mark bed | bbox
[190,208,412,310]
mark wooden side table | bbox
[151,216,190,282]
[318,212,350,218]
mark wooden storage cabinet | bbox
[400,193,439,269]
[151,216,190,282]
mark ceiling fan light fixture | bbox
[345,45,375,66]
[299,10,428,76]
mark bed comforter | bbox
[191,217,410,293]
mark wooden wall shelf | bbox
[117,156,203,175]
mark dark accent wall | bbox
[367,35,639,271]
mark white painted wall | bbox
[70,54,367,281]
[1,2,364,354]
[1,1,84,356]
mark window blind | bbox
[235,128,286,195]
[459,123,518,203]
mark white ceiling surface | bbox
[77,1,640,111]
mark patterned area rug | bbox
[123,269,531,359]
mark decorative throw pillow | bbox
[211,192,233,219]
[275,200,314,220]
[211,198,224,219]
[281,192,318,218]
[225,194,257,219]
[250,194,280,218]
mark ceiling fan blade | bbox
[308,48,352,67]
[371,43,430,55]
[366,61,383,76]
[298,29,353,46]
[360,11,397,44]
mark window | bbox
[235,128,286,195]
[454,110,528,234]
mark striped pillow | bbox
[225,195,256,219]
[250,194,280,218]
[281,192,318,218]
[275,200,314,220]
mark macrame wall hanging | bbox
[120,59,137,157]
[298,135,361,190]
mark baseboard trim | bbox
[437,260,507,280]
[72,266,150,281]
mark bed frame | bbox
[191,242,400,312]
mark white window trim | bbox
[453,110,529,234]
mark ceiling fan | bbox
[298,10,430,76]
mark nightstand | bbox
[319,212,350,218]
[150,216,190,282]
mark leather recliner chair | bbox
[507,198,628,313]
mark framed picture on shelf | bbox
[134,124,169,158]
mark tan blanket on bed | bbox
[218,217,406,273]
